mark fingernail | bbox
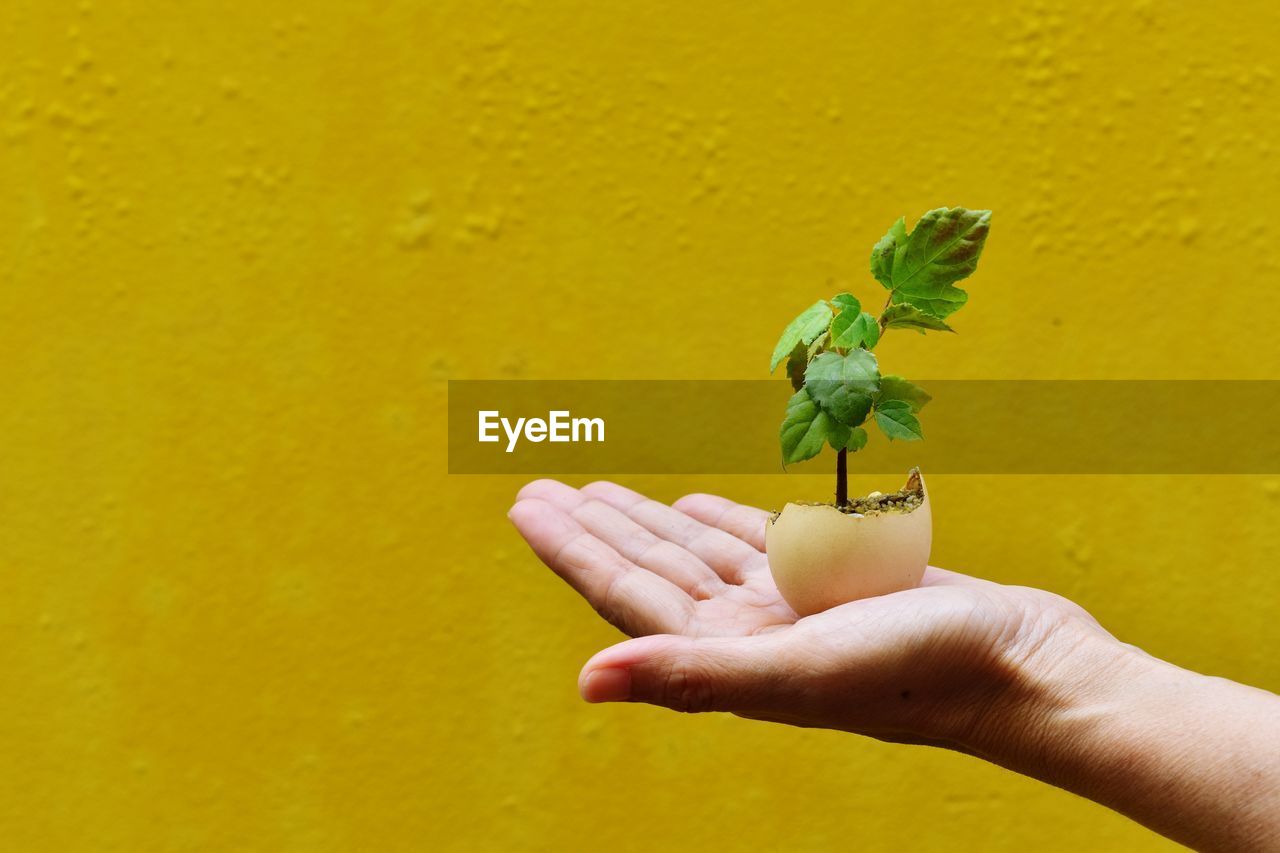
[581,668,631,703]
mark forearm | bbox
[972,633,1280,851]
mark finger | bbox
[579,481,762,583]
[508,498,694,636]
[919,566,989,588]
[515,477,575,503]
[671,493,770,552]
[578,633,804,715]
[518,480,728,600]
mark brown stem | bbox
[836,447,848,508]
[878,293,893,333]
[837,295,892,507]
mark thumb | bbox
[578,633,794,714]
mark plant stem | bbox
[834,297,890,507]
[836,448,848,507]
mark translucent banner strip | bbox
[447,380,1280,474]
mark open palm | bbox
[509,479,1113,743]
[510,479,801,638]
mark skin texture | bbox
[509,480,1280,852]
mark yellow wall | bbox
[2,2,1278,851]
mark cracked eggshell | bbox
[765,471,931,616]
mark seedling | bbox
[769,207,991,508]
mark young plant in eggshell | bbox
[766,208,991,616]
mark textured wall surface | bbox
[2,2,1278,851]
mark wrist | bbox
[958,623,1153,776]
[959,624,1280,850]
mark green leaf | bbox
[844,427,868,453]
[784,342,807,391]
[877,376,932,412]
[803,350,880,426]
[861,314,881,349]
[780,389,851,464]
[870,216,908,289]
[887,207,990,318]
[880,302,956,334]
[830,309,881,350]
[806,330,828,360]
[830,292,860,313]
[770,301,833,372]
[874,399,924,441]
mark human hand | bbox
[507,479,1126,750]
[509,480,1280,850]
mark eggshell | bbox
[766,470,931,616]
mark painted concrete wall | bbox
[1,1,1277,850]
